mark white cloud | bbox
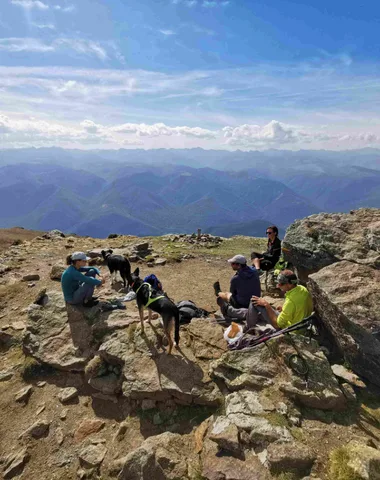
[0,38,54,52]
[1,112,380,150]
[159,29,176,36]
[0,38,109,60]
[31,23,55,30]
[53,4,75,12]
[11,0,48,10]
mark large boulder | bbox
[308,261,380,386]
[97,319,223,406]
[329,441,380,480]
[283,208,380,274]
[210,336,346,411]
[117,432,200,480]
[22,291,137,372]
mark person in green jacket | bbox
[61,252,106,307]
[249,270,313,329]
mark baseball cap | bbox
[71,251,90,261]
[227,254,247,265]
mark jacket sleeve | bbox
[230,275,238,295]
[79,266,100,275]
[72,269,101,286]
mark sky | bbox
[1,0,380,151]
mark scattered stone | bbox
[11,321,26,331]
[155,258,167,266]
[153,412,163,425]
[267,443,316,476]
[92,392,118,404]
[15,385,33,403]
[0,370,13,382]
[55,427,64,446]
[22,274,40,282]
[36,381,46,387]
[50,264,65,281]
[74,419,105,443]
[28,282,35,288]
[58,387,78,404]
[208,416,241,454]
[33,288,47,305]
[332,364,366,388]
[60,409,68,420]
[79,444,107,469]
[3,448,30,479]
[113,421,129,442]
[36,404,46,416]
[19,419,50,439]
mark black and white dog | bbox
[131,267,180,354]
[101,249,132,288]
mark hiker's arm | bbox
[251,296,279,328]
[72,269,101,286]
[79,267,100,275]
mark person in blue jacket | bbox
[61,252,105,307]
[214,254,260,322]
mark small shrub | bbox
[328,446,362,480]
[21,356,55,380]
[108,233,119,239]
[265,412,289,428]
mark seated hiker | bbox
[249,270,313,330]
[62,252,106,308]
[251,225,282,273]
[214,254,260,322]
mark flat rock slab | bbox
[22,291,138,372]
[79,444,107,468]
[283,208,380,272]
[3,448,30,479]
[308,261,380,386]
[97,319,223,405]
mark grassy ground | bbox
[0,227,44,253]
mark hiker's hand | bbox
[276,306,283,312]
[252,296,268,307]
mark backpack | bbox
[176,300,210,324]
[143,274,163,292]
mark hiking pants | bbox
[246,304,279,329]
[217,297,247,322]
[67,268,97,305]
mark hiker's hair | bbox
[66,254,75,265]
[267,225,278,237]
[279,269,298,285]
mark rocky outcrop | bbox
[308,261,380,386]
[117,432,199,480]
[328,441,380,480]
[283,208,380,273]
[96,319,223,406]
[210,336,346,411]
[22,291,136,371]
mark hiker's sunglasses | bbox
[266,231,273,235]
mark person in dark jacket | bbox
[251,225,281,273]
[214,254,260,323]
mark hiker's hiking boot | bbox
[213,281,221,296]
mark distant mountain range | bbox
[0,148,378,238]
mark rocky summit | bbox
[0,210,380,480]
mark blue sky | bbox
[0,0,380,150]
